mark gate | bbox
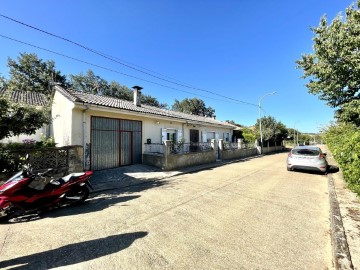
[90,116,142,170]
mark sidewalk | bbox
[90,160,231,192]
[90,155,265,192]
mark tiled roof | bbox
[0,88,48,106]
[55,86,235,128]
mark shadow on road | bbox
[7,179,171,223]
[0,231,148,270]
[327,165,340,174]
[290,164,339,175]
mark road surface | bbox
[0,152,333,269]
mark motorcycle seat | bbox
[61,172,86,183]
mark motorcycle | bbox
[0,161,93,222]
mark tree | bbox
[296,2,360,126]
[255,116,288,142]
[241,127,256,144]
[106,81,133,100]
[69,69,167,108]
[141,94,168,109]
[172,98,215,117]
[7,53,68,95]
[70,70,109,95]
[0,93,51,140]
[0,74,7,88]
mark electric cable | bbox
[0,14,257,106]
[0,33,258,107]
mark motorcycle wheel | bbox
[0,207,18,223]
[64,185,89,205]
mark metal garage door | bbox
[90,116,142,170]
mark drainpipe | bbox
[82,106,89,170]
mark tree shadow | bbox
[0,231,148,269]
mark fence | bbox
[144,143,164,154]
[143,139,284,170]
[171,142,212,154]
[0,146,83,181]
[143,140,216,170]
[144,142,213,155]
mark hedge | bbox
[323,123,360,196]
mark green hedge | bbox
[323,123,360,196]
[0,138,56,174]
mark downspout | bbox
[82,106,89,170]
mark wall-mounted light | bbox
[155,121,160,125]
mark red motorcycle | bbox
[0,163,93,222]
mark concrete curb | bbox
[327,173,354,269]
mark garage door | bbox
[90,116,142,170]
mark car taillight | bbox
[288,152,292,158]
[319,154,325,159]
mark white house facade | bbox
[52,85,235,170]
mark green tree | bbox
[70,70,109,95]
[105,81,133,100]
[141,94,168,109]
[69,69,167,108]
[241,127,256,144]
[7,53,68,95]
[172,98,215,117]
[255,116,288,142]
[0,74,7,88]
[296,2,360,126]
[0,93,50,140]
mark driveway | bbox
[0,152,334,269]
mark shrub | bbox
[323,123,360,196]
[0,136,56,173]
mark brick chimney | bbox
[132,85,143,107]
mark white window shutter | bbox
[161,128,167,143]
[177,129,183,141]
[202,131,207,142]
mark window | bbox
[190,129,199,143]
[207,132,215,142]
[162,128,183,143]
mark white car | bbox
[287,146,328,173]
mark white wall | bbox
[51,93,233,152]
[82,107,233,150]
[0,126,47,144]
[51,90,75,146]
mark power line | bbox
[0,13,257,107]
[0,33,258,107]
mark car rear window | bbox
[292,149,320,156]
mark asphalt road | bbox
[0,152,334,269]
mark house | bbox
[0,89,50,143]
[51,85,235,170]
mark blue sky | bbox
[0,1,355,133]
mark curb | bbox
[327,173,354,269]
